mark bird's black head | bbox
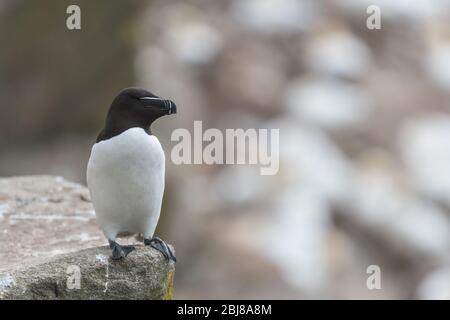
[97,87,177,142]
[109,87,177,123]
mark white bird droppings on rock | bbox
[95,254,109,266]
[8,212,94,222]
[95,254,110,293]
[0,274,15,293]
[0,204,9,221]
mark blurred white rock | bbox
[348,157,450,257]
[212,165,273,208]
[230,0,320,34]
[208,114,353,209]
[336,0,446,21]
[269,117,352,203]
[399,114,450,205]
[284,77,372,130]
[258,186,332,297]
[164,21,223,65]
[304,31,371,79]
[417,267,450,299]
[213,118,352,295]
[0,204,9,221]
[425,41,450,91]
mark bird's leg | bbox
[144,237,176,262]
[108,239,135,260]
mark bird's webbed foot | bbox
[109,240,135,260]
[144,236,176,262]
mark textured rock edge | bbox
[0,245,175,300]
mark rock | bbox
[399,114,450,205]
[163,5,223,66]
[230,0,320,34]
[0,175,175,299]
[269,118,353,202]
[334,0,442,22]
[416,267,450,300]
[346,155,450,258]
[303,29,371,79]
[0,175,104,269]
[284,76,372,130]
[0,245,175,300]
[426,40,450,91]
[256,186,333,297]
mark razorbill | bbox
[87,87,177,261]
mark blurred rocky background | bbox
[1,0,450,299]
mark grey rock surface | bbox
[0,246,175,299]
[0,245,175,300]
[0,175,104,269]
[0,176,175,299]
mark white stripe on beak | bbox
[139,97,162,100]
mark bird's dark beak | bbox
[140,97,177,115]
[168,100,177,115]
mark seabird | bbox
[87,87,177,261]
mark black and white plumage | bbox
[87,87,177,261]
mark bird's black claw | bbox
[109,240,135,260]
[144,237,176,262]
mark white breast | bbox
[87,127,165,240]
